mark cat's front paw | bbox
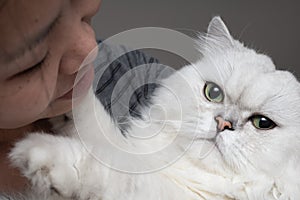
[10,133,83,198]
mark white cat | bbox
[9,17,300,200]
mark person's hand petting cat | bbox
[0,0,101,192]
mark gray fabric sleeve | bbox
[93,41,173,132]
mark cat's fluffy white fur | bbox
[9,17,300,200]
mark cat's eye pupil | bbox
[209,87,221,99]
[259,117,271,128]
[204,82,224,103]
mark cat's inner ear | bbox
[206,16,234,47]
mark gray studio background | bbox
[92,0,300,79]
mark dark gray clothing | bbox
[93,41,173,131]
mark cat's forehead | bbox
[195,38,300,120]
[203,49,295,107]
[225,68,300,121]
[199,47,275,84]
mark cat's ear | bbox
[198,16,235,53]
[207,16,234,46]
[197,17,236,56]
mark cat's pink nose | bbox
[215,116,233,132]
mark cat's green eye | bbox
[250,115,277,130]
[204,82,224,103]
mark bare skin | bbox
[0,0,101,192]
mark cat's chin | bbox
[191,137,220,157]
[196,131,233,156]
[191,135,236,168]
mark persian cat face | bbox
[152,17,300,176]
